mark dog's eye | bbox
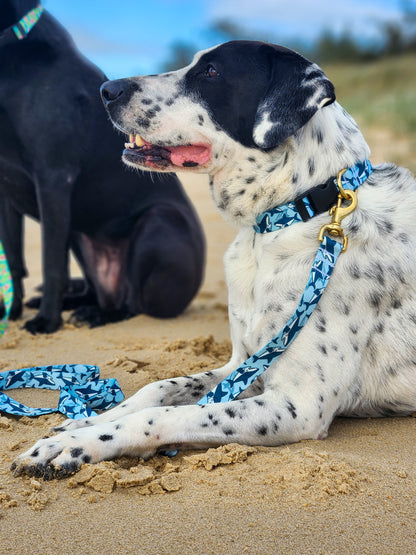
[205,64,219,78]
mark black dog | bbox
[0,1,205,333]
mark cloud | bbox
[207,0,402,43]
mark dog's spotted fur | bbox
[12,41,416,479]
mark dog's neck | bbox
[210,102,370,228]
[2,0,38,31]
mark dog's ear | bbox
[253,48,335,150]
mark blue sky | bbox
[43,0,404,79]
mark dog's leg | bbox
[52,355,260,433]
[127,204,205,318]
[0,197,26,319]
[68,204,205,326]
[12,383,326,479]
[25,172,76,333]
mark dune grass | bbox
[323,54,416,172]
[324,54,416,135]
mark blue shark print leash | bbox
[198,160,373,405]
[0,365,124,419]
[0,161,371,427]
[197,235,343,404]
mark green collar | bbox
[0,4,44,44]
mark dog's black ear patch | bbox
[253,46,335,150]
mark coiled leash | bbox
[0,365,124,419]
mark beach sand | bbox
[1,156,416,553]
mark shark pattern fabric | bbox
[0,364,124,419]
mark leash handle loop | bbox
[0,364,124,419]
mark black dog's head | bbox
[100,40,335,173]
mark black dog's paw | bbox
[26,279,95,311]
[25,295,42,309]
[70,305,132,328]
[24,314,62,334]
[69,305,103,327]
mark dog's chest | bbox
[224,228,312,352]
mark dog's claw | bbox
[11,458,80,481]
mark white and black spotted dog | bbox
[13,41,416,479]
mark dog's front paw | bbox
[24,313,62,334]
[11,435,90,480]
[24,295,42,310]
[9,296,23,320]
[11,437,67,479]
[70,305,131,328]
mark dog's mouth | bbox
[123,134,211,170]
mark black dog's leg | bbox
[24,173,75,334]
[26,233,96,312]
[0,197,26,319]
[127,204,205,318]
[69,204,204,327]
[26,278,97,311]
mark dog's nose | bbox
[100,80,125,106]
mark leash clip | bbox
[318,169,358,252]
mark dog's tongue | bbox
[167,145,211,167]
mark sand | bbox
[1,158,416,554]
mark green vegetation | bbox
[324,54,416,136]
[324,55,416,172]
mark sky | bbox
[43,0,405,79]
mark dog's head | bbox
[101,40,335,174]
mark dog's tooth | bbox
[129,134,135,143]
[135,135,144,147]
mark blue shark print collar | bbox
[254,159,373,233]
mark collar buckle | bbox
[318,169,358,252]
[294,176,339,222]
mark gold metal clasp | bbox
[318,169,358,252]
[336,168,348,197]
